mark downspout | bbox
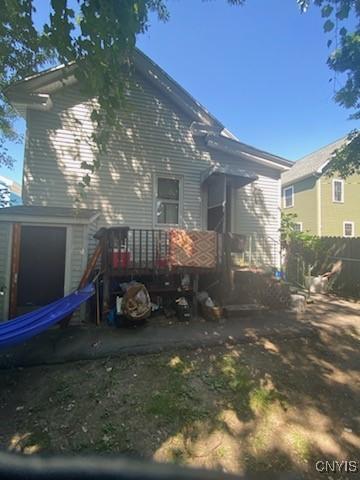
[316,176,322,236]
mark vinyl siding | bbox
[321,173,360,237]
[69,224,87,292]
[68,224,88,324]
[282,177,318,234]
[0,222,11,321]
[24,73,282,265]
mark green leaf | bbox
[321,5,333,17]
[336,5,350,20]
[323,19,335,32]
[327,39,332,48]
[339,26,347,37]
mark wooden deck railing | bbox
[98,227,280,276]
[102,227,171,274]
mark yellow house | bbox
[281,137,360,237]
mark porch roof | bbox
[200,164,258,188]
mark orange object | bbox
[169,229,217,269]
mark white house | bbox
[0,50,291,320]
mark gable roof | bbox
[4,49,223,129]
[282,137,347,186]
[5,50,292,172]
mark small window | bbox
[283,186,294,208]
[155,176,181,225]
[293,222,303,233]
[332,179,344,203]
[343,221,354,238]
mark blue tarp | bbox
[0,284,94,349]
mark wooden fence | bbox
[287,236,360,297]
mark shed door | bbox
[17,226,66,310]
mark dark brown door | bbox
[17,226,66,310]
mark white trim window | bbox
[154,175,182,226]
[343,221,354,238]
[332,179,344,203]
[283,185,294,208]
[293,222,303,233]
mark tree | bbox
[297,0,360,177]
[0,0,359,184]
[280,212,320,282]
[0,0,244,190]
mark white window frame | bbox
[153,174,183,227]
[332,179,344,203]
[283,185,294,208]
[343,221,354,238]
[294,222,303,233]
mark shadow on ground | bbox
[0,294,359,479]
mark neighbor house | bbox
[0,50,291,320]
[0,175,22,207]
[281,137,360,237]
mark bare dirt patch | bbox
[0,313,359,478]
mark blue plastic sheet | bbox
[0,284,94,348]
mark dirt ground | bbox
[0,295,359,479]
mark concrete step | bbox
[223,304,268,318]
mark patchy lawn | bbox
[0,319,359,478]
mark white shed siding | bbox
[24,73,281,265]
[69,224,87,292]
[0,222,11,321]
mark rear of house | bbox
[282,137,360,237]
[0,50,291,321]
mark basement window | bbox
[343,221,354,238]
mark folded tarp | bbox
[0,284,94,349]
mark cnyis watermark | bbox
[315,460,359,474]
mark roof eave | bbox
[281,171,322,187]
[205,135,292,171]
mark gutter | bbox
[205,135,291,172]
[282,171,322,187]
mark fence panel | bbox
[287,236,360,297]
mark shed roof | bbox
[0,205,99,223]
[282,137,347,186]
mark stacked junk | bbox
[107,277,193,327]
[91,227,292,329]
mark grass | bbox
[249,387,279,414]
[145,357,208,423]
[1,332,358,479]
[290,431,312,464]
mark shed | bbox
[0,206,99,321]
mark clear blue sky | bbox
[2,0,357,184]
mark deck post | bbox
[102,235,110,321]
[192,273,199,318]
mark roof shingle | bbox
[282,137,347,185]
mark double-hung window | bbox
[293,222,303,233]
[332,179,344,203]
[155,176,182,225]
[283,186,294,208]
[343,221,354,238]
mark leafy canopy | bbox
[297,0,360,176]
[0,0,245,189]
[0,0,359,184]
